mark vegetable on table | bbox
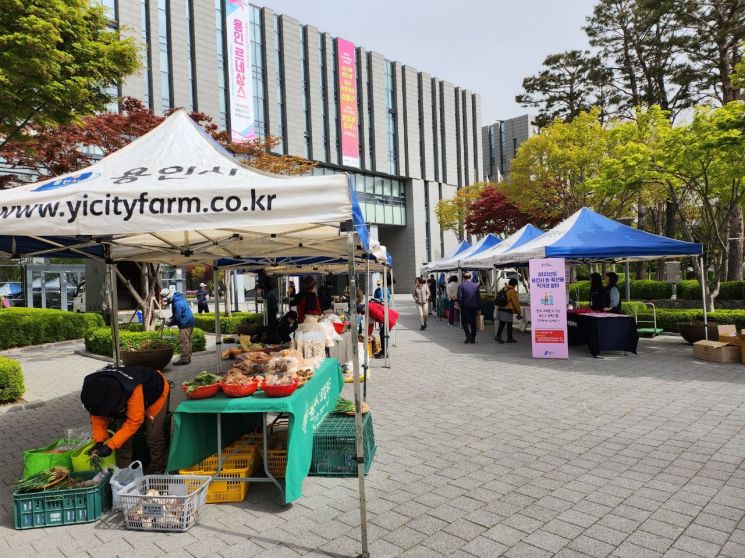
[182,371,222,393]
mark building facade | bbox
[103,0,482,288]
[482,114,532,182]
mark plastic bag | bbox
[110,460,143,510]
[22,437,87,478]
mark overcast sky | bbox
[258,0,597,124]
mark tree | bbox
[516,50,620,128]
[0,98,317,327]
[0,0,139,148]
[465,185,553,236]
[506,109,638,221]
[652,102,745,309]
[434,183,486,240]
[585,0,695,122]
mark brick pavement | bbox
[1,297,745,557]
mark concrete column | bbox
[279,16,304,157]
[419,73,434,181]
[402,66,421,179]
[192,0,220,120]
[368,52,388,174]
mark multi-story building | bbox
[102,1,482,287]
[482,114,532,182]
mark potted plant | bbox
[121,338,174,370]
[677,319,719,344]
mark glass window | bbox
[300,27,310,158]
[158,0,171,113]
[385,60,397,175]
[250,6,265,137]
[141,0,151,108]
[318,37,327,162]
[185,0,195,110]
[274,15,284,153]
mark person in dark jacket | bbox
[495,278,522,343]
[278,310,298,342]
[81,366,170,473]
[196,282,209,314]
[457,272,480,343]
[604,272,622,313]
[161,288,196,365]
[589,272,607,311]
[427,275,437,315]
[318,278,334,311]
[264,281,278,325]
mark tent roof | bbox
[455,234,502,268]
[0,110,370,264]
[463,224,544,269]
[492,208,702,265]
[426,235,500,272]
[421,239,471,273]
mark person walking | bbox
[604,272,622,313]
[196,282,210,314]
[495,277,522,343]
[427,274,437,315]
[161,288,196,365]
[413,277,430,330]
[446,275,459,326]
[457,272,480,343]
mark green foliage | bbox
[0,356,24,403]
[434,183,486,237]
[677,280,701,300]
[84,327,207,357]
[572,279,745,301]
[0,0,139,145]
[193,312,263,334]
[719,281,745,301]
[0,308,104,350]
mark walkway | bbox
[1,298,744,557]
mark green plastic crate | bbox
[311,412,376,477]
[13,470,113,530]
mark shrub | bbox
[718,281,745,301]
[193,312,263,334]
[677,280,701,300]
[0,308,104,350]
[85,327,207,357]
[0,356,24,403]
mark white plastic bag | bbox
[110,460,143,510]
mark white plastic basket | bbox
[118,474,211,532]
[110,460,143,511]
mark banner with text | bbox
[226,0,255,143]
[336,38,360,168]
[529,258,569,359]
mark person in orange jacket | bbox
[80,366,170,473]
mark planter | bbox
[677,321,719,344]
[235,323,259,336]
[121,347,174,370]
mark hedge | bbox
[570,279,745,301]
[585,303,745,333]
[85,327,207,357]
[0,356,24,403]
[0,308,105,350]
[193,312,263,334]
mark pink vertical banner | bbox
[336,38,360,168]
[529,258,569,359]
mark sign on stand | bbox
[529,258,568,359]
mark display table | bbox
[167,358,343,504]
[567,311,639,357]
[329,330,356,365]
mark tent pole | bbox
[383,266,391,369]
[624,261,631,301]
[700,256,708,341]
[363,256,370,401]
[390,265,397,348]
[346,231,369,558]
[214,264,222,374]
[105,245,120,367]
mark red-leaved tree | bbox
[466,185,554,236]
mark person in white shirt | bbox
[445,275,459,326]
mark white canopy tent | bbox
[0,110,373,556]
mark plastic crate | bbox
[13,470,113,530]
[119,474,211,532]
[311,412,376,477]
[178,446,258,503]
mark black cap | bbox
[81,376,123,416]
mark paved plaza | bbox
[1,298,745,557]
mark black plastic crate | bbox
[311,412,376,477]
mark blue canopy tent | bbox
[420,239,471,275]
[491,208,707,334]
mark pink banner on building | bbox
[336,38,360,168]
[529,258,569,359]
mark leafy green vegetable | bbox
[182,371,222,393]
[333,397,356,414]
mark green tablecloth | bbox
[167,358,343,503]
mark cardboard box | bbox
[717,324,737,338]
[693,340,741,364]
[717,329,745,364]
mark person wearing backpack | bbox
[495,278,522,343]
